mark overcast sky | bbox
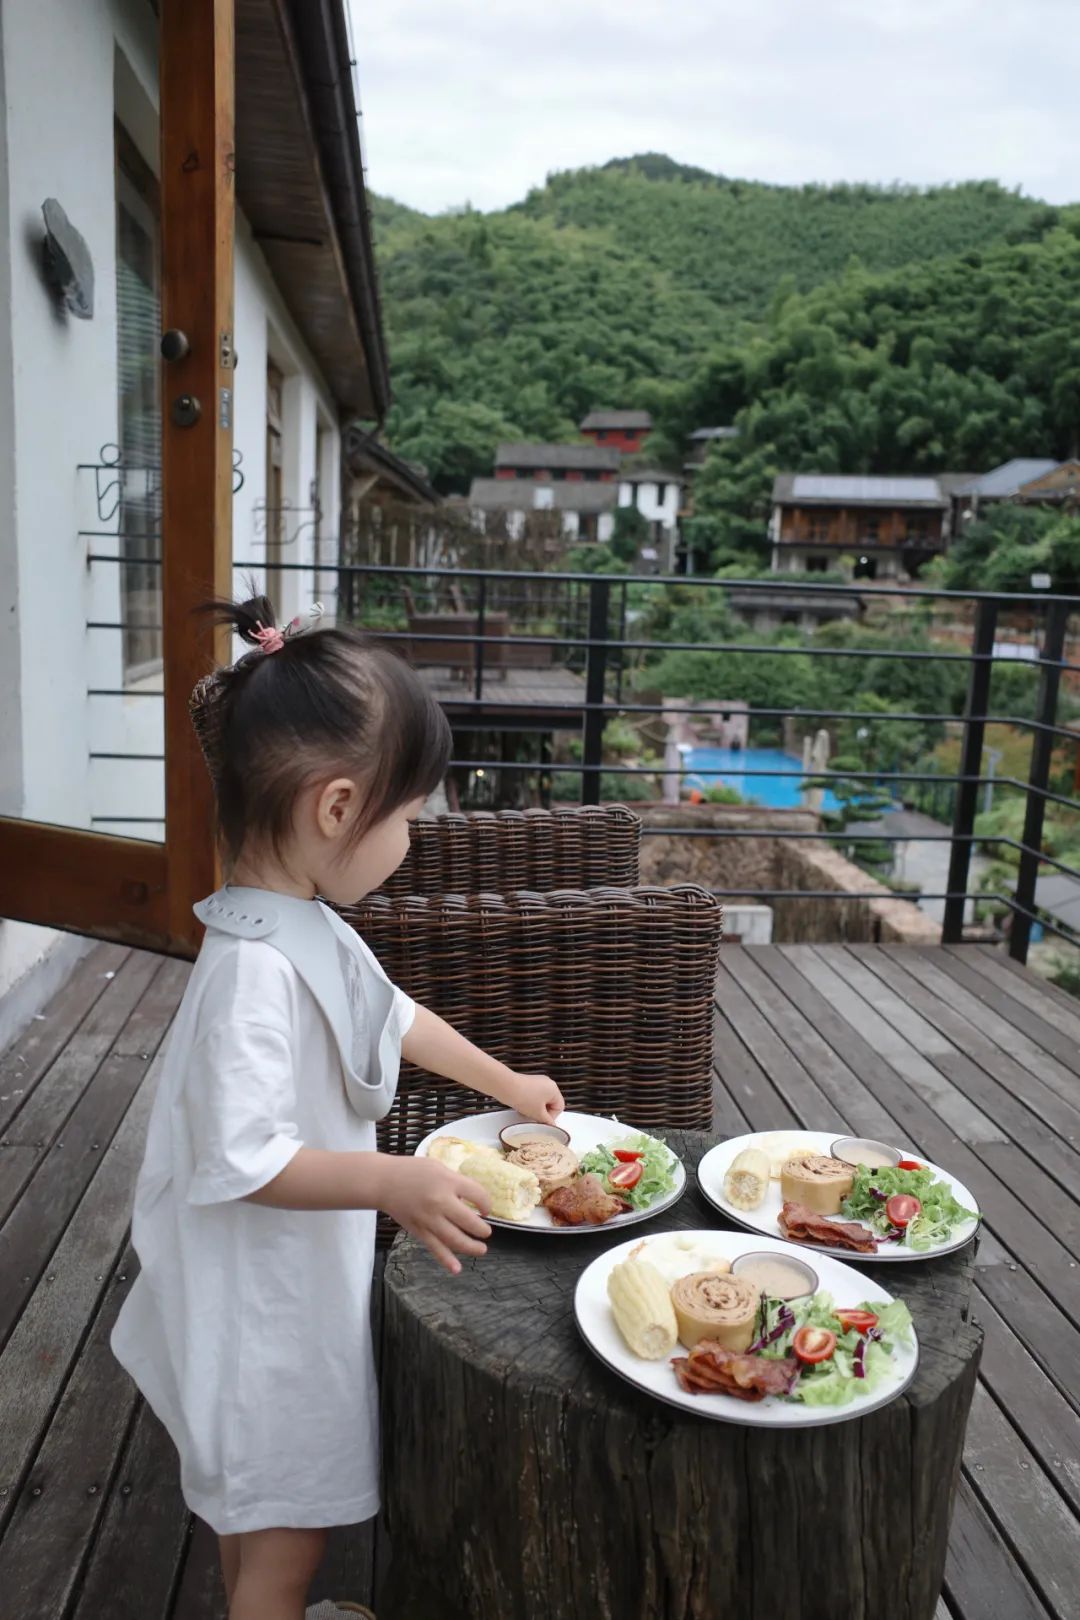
[353,0,1078,214]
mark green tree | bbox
[610,504,650,563]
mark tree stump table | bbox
[378,1131,982,1620]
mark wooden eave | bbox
[235,0,390,418]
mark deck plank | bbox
[0,1247,139,1617]
[70,1401,191,1620]
[873,947,1080,1147]
[945,1479,1053,1620]
[0,1042,166,1531]
[0,959,186,1349]
[962,1382,1078,1620]
[936,947,1080,1080]
[0,943,130,1135]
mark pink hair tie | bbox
[252,621,285,655]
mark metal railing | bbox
[85,549,1080,966]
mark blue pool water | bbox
[682,746,846,814]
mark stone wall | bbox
[774,840,939,945]
[635,804,937,945]
[638,804,819,895]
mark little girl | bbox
[111,596,563,1620]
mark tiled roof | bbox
[494,442,622,471]
[773,474,947,508]
[580,409,653,431]
[468,478,618,514]
[960,459,1061,498]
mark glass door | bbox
[0,0,234,956]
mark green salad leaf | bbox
[578,1130,677,1210]
[842,1164,976,1251]
[757,1290,913,1406]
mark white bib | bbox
[193,886,406,1122]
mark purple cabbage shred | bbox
[748,1305,795,1354]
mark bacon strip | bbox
[778,1199,878,1253]
[672,1341,800,1401]
[543,1173,628,1227]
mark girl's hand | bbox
[379,1157,493,1276]
[498,1071,565,1125]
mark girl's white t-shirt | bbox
[111,907,414,1535]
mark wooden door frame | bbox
[0,0,234,960]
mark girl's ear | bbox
[314,777,358,840]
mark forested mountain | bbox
[370,155,1060,495]
[668,222,1080,567]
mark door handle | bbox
[160,329,190,362]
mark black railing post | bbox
[1010,599,1069,963]
[942,598,998,943]
[615,578,629,703]
[581,577,611,805]
[474,573,487,702]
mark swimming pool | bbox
[682,746,845,814]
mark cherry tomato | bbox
[885,1193,921,1228]
[609,1160,643,1190]
[897,1158,924,1172]
[612,1149,645,1163]
[793,1326,837,1365]
[835,1309,879,1335]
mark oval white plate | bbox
[575,1228,919,1428]
[415,1109,685,1234]
[697,1130,981,1262]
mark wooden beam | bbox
[159,0,235,952]
[0,822,175,954]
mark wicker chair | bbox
[338,808,722,1178]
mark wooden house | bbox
[0,0,389,993]
[769,474,960,581]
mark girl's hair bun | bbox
[214,593,278,647]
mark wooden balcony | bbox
[0,940,1076,1617]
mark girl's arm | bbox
[402,1003,564,1123]
[246,1148,493,1276]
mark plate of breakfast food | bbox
[415,1111,685,1232]
[575,1227,919,1427]
[696,1130,980,1262]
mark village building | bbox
[951,458,1080,526]
[469,441,620,543]
[467,476,616,543]
[579,408,652,454]
[616,464,684,569]
[769,473,965,581]
[684,424,739,475]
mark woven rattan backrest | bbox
[340,886,722,1167]
[377,805,641,899]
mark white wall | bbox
[618,477,682,529]
[232,214,342,628]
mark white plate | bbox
[415,1109,685,1233]
[575,1228,919,1428]
[697,1130,981,1262]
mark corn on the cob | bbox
[460,1152,541,1221]
[428,1136,500,1173]
[607,1257,678,1359]
[723,1146,770,1210]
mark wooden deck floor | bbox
[1,940,1077,1618]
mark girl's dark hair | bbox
[191,594,451,866]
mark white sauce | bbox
[838,1145,896,1170]
[735,1256,815,1300]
